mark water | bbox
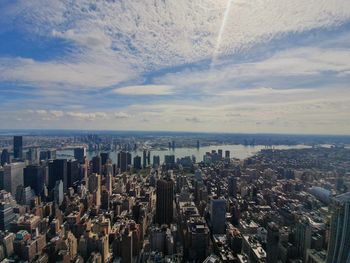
[57,144,310,163]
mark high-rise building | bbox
[1,149,10,166]
[23,165,45,196]
[326,192,350,263]
[118,151,131,173]
[0,190,16,231]
[13,136,23,159]
[26,147,39,164]
[73,147,86,164]
[225,150,230,159]
[218,149,223,159]
[143,150,147,168]
[0,167,4,189]
[53,180,63,205]
[153,155,160,168]
[295,216,312,260]
[100,152,109,166]
[88,173,101,207]
[91,155,102,175]
[3,162,26,195]
[210,198,226,234]
[156,178,174,225]
[39,149,56,161]
[15,185,34,206]
[48,159,67,192]
[266,222,279,263]
[164,155,175,168]
[228,176,237,198]
[133,156,142,170]
[67,160,80,188]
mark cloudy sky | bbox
[0,0,350,134]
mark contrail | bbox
[211,0,233,69]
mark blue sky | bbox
[0,0,350,134]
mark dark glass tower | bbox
[48,159,67,192]
[91,155,102,175]
[73,147,86,164]
[23,165,45,196]
[67,160,80,188]
[156,177,174,225]
[1,149,10,166]
[117,151,131,173]
[13,136,23,159]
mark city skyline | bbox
[1,1,350,134]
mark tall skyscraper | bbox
[153,155,160,168]
[0,191,16,231]
[88,173,101,207]
[100,152,109,166]
[1,149,10,166]
[225,150,230,159]
[133,156,142,170]
[91,155,102,175]
[218,149,223,158]
[156,178,174,225]
[266,222,279,263]
[13,136,23,159]
[23,165,45,196]
[48,159,67,192]
[326,192,350,263]
[210,198,226,234]
[39,149,56,161]
[143,150,147,168]
[26,147,39,164]
[117,151,131,173]
[67,160,80,188]
[73,147,86,164]
[228,176,237,198]
[3,162,26,195]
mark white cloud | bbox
[114,112,130,119]
[0,56,136,89]
[66,111,108,121]
[219,87,314,97]
[113,85,174,95]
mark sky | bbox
[0,0,350,135]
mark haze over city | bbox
[1,0,350,134]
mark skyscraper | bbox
[156,178,174,225]
[266,222,279,263]
[210,198,226,234]
[326,192,350,263]
[67,160,80,188]
[0,190,16,231]
[153,155,160,168]
[23,165,45,196]
[100,152,109,166]
[13,136,23,159]
[117,151,131,173]
[91,155,102,175]
[228,176,237,198]
[133,156,142,170]
[1,149,10,166]
[48,159,67,192]
[73,147,86,164]
[143,150,147,168]
[3,162,26,195]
